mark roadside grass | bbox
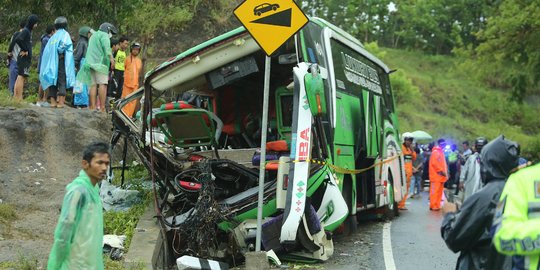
[0,87,27,108]
[373,46,540,160]
[104,257,146,270]
[103,164,152,252]
[0,253,39,270]
[0,203,17,220]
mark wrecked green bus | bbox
[111,17,406,267]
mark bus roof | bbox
[145,17,391,90]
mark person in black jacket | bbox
[13,14,39,101]
[441,135,519,270]
[7,19,26,96]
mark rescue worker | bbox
[47,142,110,269]
[120,42,142,118]
[429,138,448,210]
[398,135,416,210]
[441,135,519,269]
[459,137,488,202]
[492,163,540,269]
[39,16,75,108]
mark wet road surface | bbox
[317,191,458,270]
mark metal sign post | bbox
[234,0,308,261]
[255,56,271,252]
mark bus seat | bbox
[154,108,218,149]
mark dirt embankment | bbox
[0,107,111,264]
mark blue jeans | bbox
[409,174,422,195]
[8,59,18,95]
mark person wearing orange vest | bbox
[121,42,142,118]
[398,135,416,210]
[429,138,448,210]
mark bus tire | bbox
[342,176,357,235]
[384,172,399,219]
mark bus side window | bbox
[275,86,294,141]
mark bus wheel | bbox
[342,177,357,235]
[384,172,399,219]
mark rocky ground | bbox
[0,106,111,264]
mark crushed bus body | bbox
[110,17,406,267]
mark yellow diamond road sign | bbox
[234,0,309,56]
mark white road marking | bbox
[383,222,397,270]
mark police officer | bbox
[492,162,539,269]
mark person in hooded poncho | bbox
[39,16,75,108]
[77,22,117,112]
[72,26,93,108]
[441,135,519,270]
[47,142,110,270]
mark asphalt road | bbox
[318,191,459,270]
[389,191,458,270]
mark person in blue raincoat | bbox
[39,16,75,108]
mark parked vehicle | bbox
[111,17,406,267]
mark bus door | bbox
[333,91,359,214]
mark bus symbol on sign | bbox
[254,3,279,16]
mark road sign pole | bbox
[255,56,271,252]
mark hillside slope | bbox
[376,47,540,159]
[0,107,110,264]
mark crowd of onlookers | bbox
[5,14,142,116]
[401,134,538,270]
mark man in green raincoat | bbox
[47,142,110,269]
[76,22,117,112]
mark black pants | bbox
[48,56,67,98]
[445,162,458,189]
[113,69,124,99]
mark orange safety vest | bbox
[429,146,448,183]
[402,144,416,177]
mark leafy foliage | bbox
[471,0,540,102]
[378,47,540,160]
[103,164,152,251]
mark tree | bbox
[473,0,540,102]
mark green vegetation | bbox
[0,203,17,220]
[0,253,38,270]
[103,164,152,251]
[104,257,145,270]
[370,45,540,160]
[102,164,152,269]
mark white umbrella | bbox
[411,130,432,141]
[402,132,414,140]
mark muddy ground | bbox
[0,106,111,264]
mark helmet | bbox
[130,42,141,49]
[54,16,68,30]
[99,22,118,36]
[475,137,488,153]
[78,26,92,37]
